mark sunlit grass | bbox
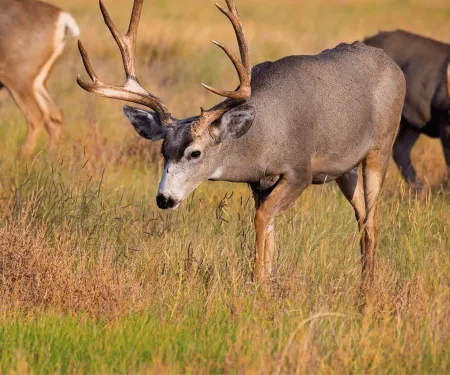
[0,0,449,373]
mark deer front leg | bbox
[254,211,275,279]
[263,222,275,277]
[253,176,309,282]
[251,180,277,279]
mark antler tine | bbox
[201,0,251,101]
[201,40,248,99]
[99,0,141,78]
[126,0,143,40]
[192,0,252,137]
[78,40,98,83]
[223,0,251,78]
[77,0,172,125]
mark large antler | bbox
[192,0,251,136]
[77,0,172,126]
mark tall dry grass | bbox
[0,0,449,373]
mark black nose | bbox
[156,194,175,209]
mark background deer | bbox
[77,0,406,287]
[0,0,80,155]
[365,30,450,190]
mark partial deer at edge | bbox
[365,30,450,190]
[0,0,80,155]
[77,0,406,290]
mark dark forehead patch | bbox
[162,122,194,161]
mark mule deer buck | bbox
[0,0,80,155]
[77,0,406,287]
[365,30,450,189]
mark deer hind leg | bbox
[440,122,450,188]
[393,122,421,189]
[33,25,66,150]
[253,176,309,282]
[335,167,366,264]
[34,83,64,149]
[361,150,390,288]
[8,86,45,155]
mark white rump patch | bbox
[59,12,80,39]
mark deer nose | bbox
[156,194,175,209]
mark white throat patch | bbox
[209,167,224,180]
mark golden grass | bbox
[0,0,449,373]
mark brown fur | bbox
[336,169,366,267]
[0,0,72,154]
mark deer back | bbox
[217,42,405,184]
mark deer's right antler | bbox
[192,0,252,137]
[201,0,251,100]
[77,0,173,126]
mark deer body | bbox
[0,0,79,154]
[78,0,405,288]
[203,46,402,186]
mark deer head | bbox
[78,0,255,209]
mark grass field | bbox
[1,0,450,373]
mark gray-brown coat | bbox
[78,0,406,288]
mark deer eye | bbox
[191,151,201,159]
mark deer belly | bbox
[311,147,370,184]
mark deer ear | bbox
[215,104,256,141]
[123,105,166,141]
